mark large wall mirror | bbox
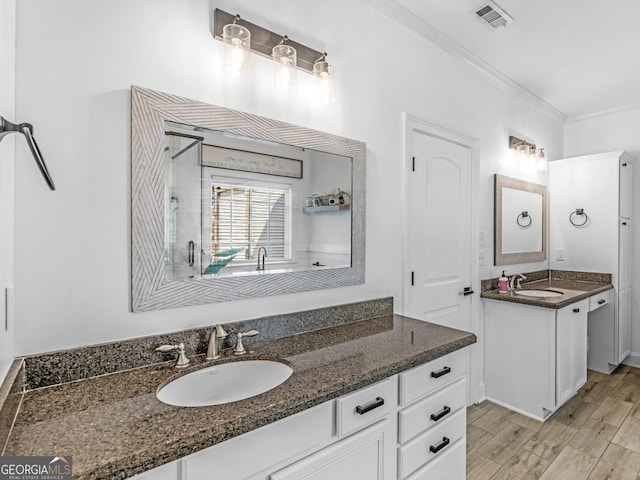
[494,174,547,265]
[131,87,365,312]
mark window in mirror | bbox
[208,180,291,272]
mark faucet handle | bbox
[156,342,190,368]
[233,330,259,355]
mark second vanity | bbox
[482,271,613,421]
[1,299,476,480]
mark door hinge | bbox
[411,271,415,286]
[412,156,415,172]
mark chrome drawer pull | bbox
[430,405,451,422]
[355,397,385,415]
[431,366,451,378]
[430,436,450,454]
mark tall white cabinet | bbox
[549,151,634,372]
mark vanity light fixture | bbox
[222,15,251,73]
[508,135,547,172]
[272,36,297,90]
[212,9,334,99]
[313,53,336,104]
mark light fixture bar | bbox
[508,135,536,151]
[212,9,324,73]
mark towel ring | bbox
[569,208,588,227]
[517,211,532,228]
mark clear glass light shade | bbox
[223,23,251,73]
[536,150,548,171]
[272,44,297,90]
[313,60,335,104]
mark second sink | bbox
[157,360,293,407]
[514,289,564,298]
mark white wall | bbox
[565,108,640,366]
[13,0,564,385]
[0,0,16,379]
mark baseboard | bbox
[622,352,640,369]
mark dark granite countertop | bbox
[4,314,475,480]
[481,278,613,309]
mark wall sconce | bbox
[212,9,334,99]
[509,135,547,172]
[313,53,335,104]
[272,37,297,90]
[222,15,251,73]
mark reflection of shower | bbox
[0,116,56,190]
[168,195,179,244]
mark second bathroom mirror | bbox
[494,174,547,265]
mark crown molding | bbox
[566,103,640,124]
[361,0,567,124]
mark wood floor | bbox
[467,365,640,479]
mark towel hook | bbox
[0,116,56,190]
[516,211,532,228]
[569,208,588,227]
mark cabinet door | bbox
[619,159,632,219]
[556,301,588,407]
[619,219,632,291]
[270,419,395,480]
[485,300,555,420]
[618,289,632,363]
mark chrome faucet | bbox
[256,247,267,271]
[509,273,527,290]
[206,324,228,360]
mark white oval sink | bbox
[157,360,293,407]
[514,289,564,298]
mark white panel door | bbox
[405,129,472,332]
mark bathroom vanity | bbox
[1,302,475,480]
[482,273,613,421]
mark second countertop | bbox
[481,277,613,308]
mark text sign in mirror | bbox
[164,122,353,280]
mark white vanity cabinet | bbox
[128,349,470,480]
[485,299,588,421]
[549,151,634,372]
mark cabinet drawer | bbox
[399,350,467,406]
[398,408,466,479]
[589,289,614,312]
[404,437,465,480]
[336,376,397,438]
[398,377,466,444]
[183,401,334,480]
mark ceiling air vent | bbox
[474,1,514,30]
